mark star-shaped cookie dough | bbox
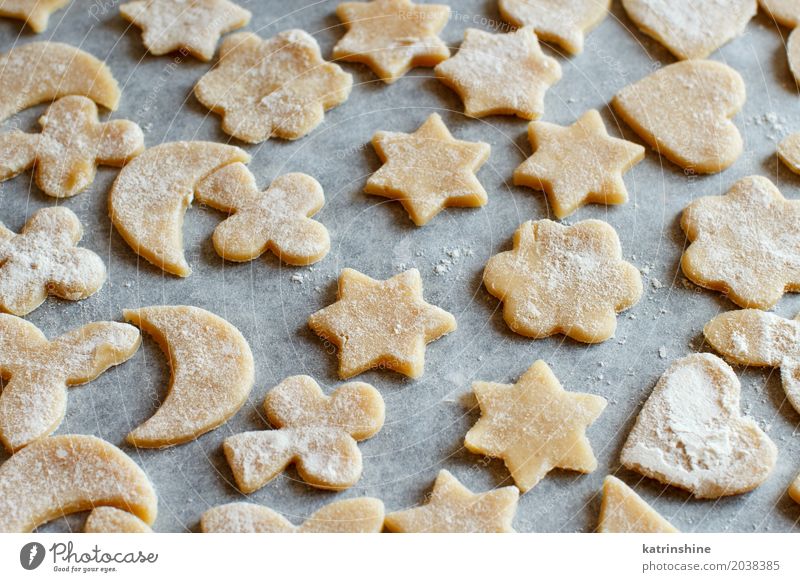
[120,0,251,61]
[384,470,519,533]
[434,27,561,120]
[308,268,456,379]
[598,476,678,533]
[366,113,490,225]
[0,0,68,33]
[333,0,450,83]
[465,360,607,492]
[514,109,645,218]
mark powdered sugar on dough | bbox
[84,507,153,533]
[0,0,69,32]
[778,132,800,174]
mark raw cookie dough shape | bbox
[759,0,800,26]
[84,507,153,533]
[108,141,250,277]
[791,474,800,505]
[465,360,607,492]
[620,353,777,498]
[195,162,330,265]
[778,132,800,174]
[0,434,157,533]
[621,0,756,60]
[195,30,353,143]
[223,375,385,492]
[0,0,69,32]
[120,0,251,61]
[513,109,645,218]
[0,41,120,124]
[483,219,642,343]
[612,60,746,174]
[789,30,800,83]
[498,0,610,55]
[201,498,385,533]
[597,475,678,533]
[0,96,144,199]
[124,305,254,448]
[0,207,107,316]
[366,113,490,226]
[0,314,140,452]
[308,268,457,379]
[384,470,518,533]
[434,27,561,120]
[333,0,451,83]
[681,176,800,310]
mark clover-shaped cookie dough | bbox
[0,207,106,316]
[0,0,68,32]
[514,109,645,218]
[195,162,330,265]
[483,219,642,343]
[201,498,385,533]
[778,132,800,174]
[224,375,385,493]
[308,268,457,378]
[84,507,153,533]
[434,27,561,120]
[597,476,678,533]
[465,360,607,492]
[120,0,251,61]
[366,113,490,226]
[621,354,777,498]
[0,314,140,452]
[384,470,518,533]
[498,0,610,55]
[195,30,353,144]
[0,96,144,199]
[613,60,745,174]
[681,176,800,310]
[333,0,450,83]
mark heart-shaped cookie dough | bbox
[620,353,776,498]
[613,60,745,174]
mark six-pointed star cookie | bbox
[120,0,251,61]
[514,109,645,218]
[0,0,68,32]
[332,0,450,83]
[366,113,490,225]
[308,268,456,379]
[597,475,678,533]
[435,27,562,120]
[465,360,607,492]
[384,470,519,533]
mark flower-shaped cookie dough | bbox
[196,162,330,265]
[120,0,251,61]
[333,0,450,83]
[681,176,800,310]
[366,113,490,226]
[223,375,385,492]
[384,470,519,533]
[0,96,144,198]
[483,219,642,343]
[514,109,645,218]
[0,0,68,32]
[308,268,457,378]
[195,30,353,143]
[0,207,106,316]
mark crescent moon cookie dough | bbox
[123,305,254,448]
[194,30,352,143]
[120,0,251,61]
[0,0,68,32]
[620,354,777,499]
[621,0,756,60]
[434,27,561,120]
[308,268,457,379]
[0,96,144,199]
[84,507,153,533]
[612,60,746,174]
[0,207,107,316]
[778,132,800,174]
[464,360,607,492]
[513,109,645,218]
[201,498,385,533]
[0,434,158,533]
[366,113,491,226]
[0,314,140,452]
[497,0,610,55]
[223,375,385,492]
[680,176,800,310]
[597,476,678,533]
[195,162,330,265]
[332,0,450,83]
[483,219,642,343]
